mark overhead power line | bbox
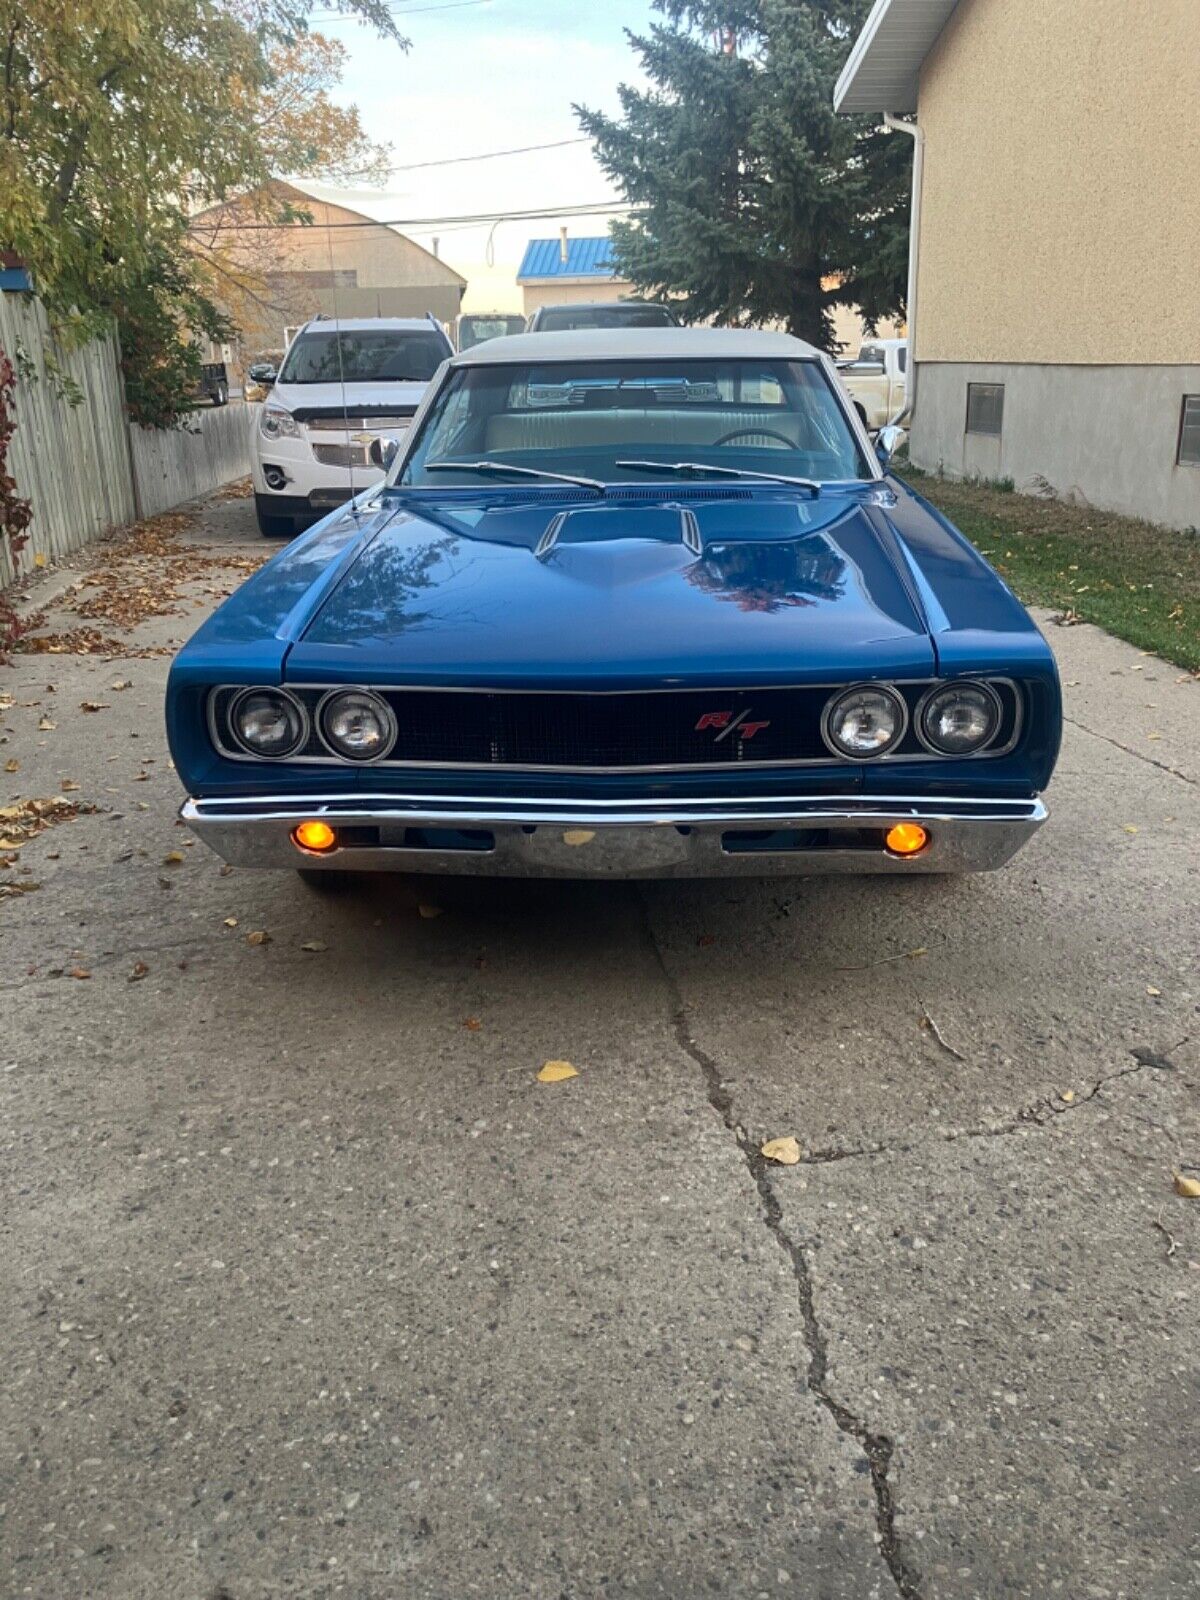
[190,200,642,233]
[308,0,493,21]
[382,137,588,174]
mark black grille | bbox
[211,681,1020,770]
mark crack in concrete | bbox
[787,1045,1180,1168]
[637,895,923,1600]
[1063,715,1197,787]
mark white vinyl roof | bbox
[834,0,961,113]
[452,327,823,366]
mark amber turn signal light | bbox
[885,822,928,857]
[292,819,337,853]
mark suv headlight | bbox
[822,685,906,759]
[918,681,1001,756]
[260,405,299,440]
[228,688,308,758]
[318,690,396,762]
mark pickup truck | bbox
[838,338,907,431]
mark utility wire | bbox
[379,137,588,174]
[190,200,642,233]
[307,0,492,20]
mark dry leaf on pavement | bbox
[38,717,55,731]
[463,1017,482,1031]
[1174,1174,1200,1199]
[68,967,91,980]
[3,759,18,772]
[223,916,238,928]
[61,779,80,792]
[162,850,184,865]
[761,1136,802,1165]
[128,961,149,982]
[247,929,271,946]
[537,1060,578,1083]
[80,701,110,713]
[300,940,327,952]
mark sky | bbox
[306,0,660,311]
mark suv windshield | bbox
[401,359,871,486]
[534,305,676,331]
[278,329,448,385]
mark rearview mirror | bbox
[874,424,906,466]
[369,436,401,472]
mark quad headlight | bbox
[228,688,308,758]
[318,689,396,762]
[822,685,906,760]
[260,405,300,440]
[918,681,1001,756]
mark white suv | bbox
[251,315,452,537]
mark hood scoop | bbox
[536,503,702,562]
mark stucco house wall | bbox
[861,0,1200,528]
[519,280,632,317]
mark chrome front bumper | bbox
[180,791,1047,878]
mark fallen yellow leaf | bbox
[68,966,91,980]
[38,718,56,731]
[1060,1089,1075,1104]
[162,850,184,865]
[562,829,596,846]
[223,916,238,928]
[761,1135,802,1166]
[1122,825,1138,835]
[4,759,18,772]
[537,1059,578,1083]
[61,779,80,792]
[1173,1174,1200,1199]
[246,929,271,946]
[300,939,327,952]
[1146,985,1162,997]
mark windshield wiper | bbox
[425,460,605,492]
[615,459,821,496]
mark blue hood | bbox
[282,489,936,689]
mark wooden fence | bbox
[0,290,249,586]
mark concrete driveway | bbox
[2,488,1197,1600]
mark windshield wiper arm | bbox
[616,459,821,496]
[425,460,605,492]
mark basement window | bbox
[1178,396,1200,467]
[966,383,1004,437]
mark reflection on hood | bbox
[685,537,846,614]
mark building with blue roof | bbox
[516,233,633,319]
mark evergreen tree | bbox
[577,0,911,352]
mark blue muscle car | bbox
[166,328,1061,883]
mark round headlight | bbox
[823,685,906,760]
[319,690,396,762]
[230,688,307,758]
[919,681,1001,756]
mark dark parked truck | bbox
[197,361,230,406]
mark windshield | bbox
[458,315,525,351]
[278,329,448,385]
[400,358,872,487]
[534,304,676,331]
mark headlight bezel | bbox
[260,405,300,441]
[820,683,908,761]
[226,686,309,760]
[915,679,1003,757]
[316,688,398,764]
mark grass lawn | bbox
[898,469,1200,673]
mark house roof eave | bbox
[833,0,962,114]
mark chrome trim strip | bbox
[535,511,569,561]
[679,507,703,555]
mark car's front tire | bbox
[255,496,295,538]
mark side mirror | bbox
[874,424,905,466]
[369,435,400,472]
